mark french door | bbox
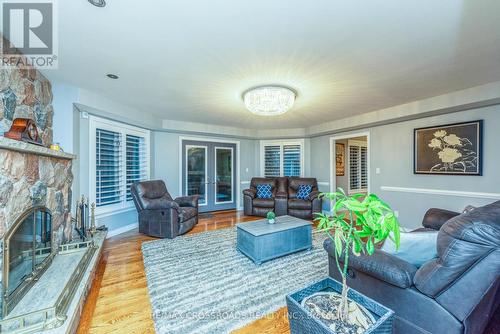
[182,140,236,212]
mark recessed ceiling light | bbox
[106,74,119,79]
[88,0,106,8]
[243,86,296,116]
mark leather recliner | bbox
[287,177,321,219]
[243,177,321,219]
[131,180,199,238]
[243,177,288,217]
[324,201,500,334]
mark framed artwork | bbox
[414,120,483,175]
[335,143,345,176]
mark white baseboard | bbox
[106,222,138,239]
[380,186,500,200]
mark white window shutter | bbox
[264,145,281,177]
[348,140,368,194]
[126,134,148,201]
[95,128,123,207]
[283,144,301,177]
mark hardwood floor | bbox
[76,210,292,334]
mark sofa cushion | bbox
[288,198,312,210]
[179,207,197,221]
[381,230,438,267]
[296,184,312,200]
[253,198,275,208]
[256,184,273,199]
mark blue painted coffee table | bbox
[236,215,312,265]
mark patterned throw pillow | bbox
[256,184,273,199]
[297,184,312,200]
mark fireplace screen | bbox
[2,207,54,316]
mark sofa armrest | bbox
[308,190,320,201]
[275,191,288,199]
[324,239,418,289]
[243,188,256,199]
[175,195,199,208]
[422,208,460,231]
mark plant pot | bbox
[268,219,275,224]
[286,277,394,334]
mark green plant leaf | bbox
[334,229,343,257]
[366,237,375,255]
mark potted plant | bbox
[267,211,276,224]
[286,188,400,334]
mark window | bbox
[348,139,368,194]
[260,140,304,177]
[90,116,150,214]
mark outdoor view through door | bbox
[182,140,237,212]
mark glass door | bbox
[182,141,236,212]
[185,145,208,207]
[215,147,233,206]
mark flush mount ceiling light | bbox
[243,86,296,116]
[106,73,119,79]
[88,0,106,7]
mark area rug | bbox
[142,227,329,334]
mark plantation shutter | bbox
[283,145,301,177]
[264,145,281,177]
[348,140,368,194]
[126,134,148,201]
[96,128,122,207]
[360,146,368,189]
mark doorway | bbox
[330,132,370,195]
[181,139,237,212]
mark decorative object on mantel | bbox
[3,118,43,146]
[336,143,345,176]
[267,211,276,224]
[50,142,62,151]
[414,120,483,175]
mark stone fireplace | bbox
[0,138,75,315]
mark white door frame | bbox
[179,136,241,211]
[329,131,371,194]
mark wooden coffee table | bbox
[236,215,312,265]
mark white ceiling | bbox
[42,0,500,129]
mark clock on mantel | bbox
[4,118,43,146]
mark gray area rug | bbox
[142,226,329,334]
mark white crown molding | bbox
[74,80,500,139]
[306,80,500,137]
[380,186,500,200]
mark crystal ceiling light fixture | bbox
[243,85,296,116]
[88,0,106,7]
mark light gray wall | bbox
[309,104,500,229]
[153,132,258,208]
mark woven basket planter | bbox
[286,277,394,334]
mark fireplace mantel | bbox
[0,137,75,160]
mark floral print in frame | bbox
[414,120,483,175]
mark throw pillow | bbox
[380,230,438,267]
[297,184,313,200]
[256,184,272,199]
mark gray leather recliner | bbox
[131,180,199,238]
[324,201,500,334]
